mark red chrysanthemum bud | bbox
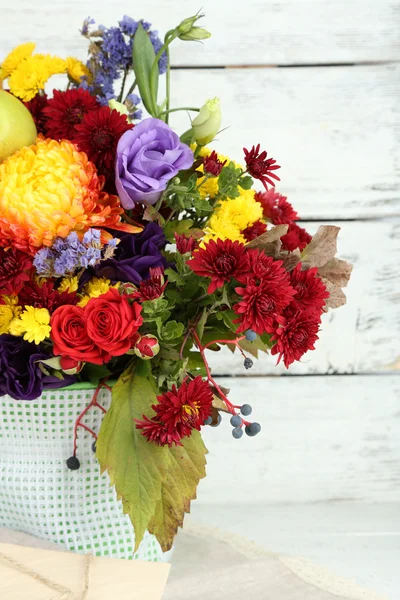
[174,232,199,254]
[254,190,299,224]
[241,220,267,242]
[243,144,281,190]
[133,334,160,360]
[203,150,227,176]
[280,223,312,252]
[131,267,167,301]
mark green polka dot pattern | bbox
[0,389,173,562]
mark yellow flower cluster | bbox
[195,146,244,200]
[0,296,21,334]
[203,188,263,245]
[9,306,51,344]
[78,278,119,307]
[0,43,89,101]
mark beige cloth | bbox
[0,525,386,600]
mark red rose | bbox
[85,288,143,358]
[51,305,105,365]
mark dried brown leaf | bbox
[246,225,288,249]
[301,226,340,268]
[318,258,353,288]
[212,394,231,414]
[321,278,347,309]
[280,249,302,271]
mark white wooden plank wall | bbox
[0,1,399,505]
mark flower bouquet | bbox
[0,13,352,559]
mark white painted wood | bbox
[169,65,400,219]
[198,375,400,504]
[207,220,400,375]
[1,1,399,65]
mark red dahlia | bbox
[132,267,167,301]
[289,264,329,313]
[243,144,281,190]
[267,309,321,367]
[136,377,213,447]
[72,106,133,177]
[203,150,227,176]
[24,93,49,135]
[255,190,299,224]
[18,279,79,313]
[43,88,99,140]
[187,239,249,294]
[281,223,312,252]
[0,248,33,295]
[241,220,267,242]
[233,277,296,335]
[174,233,199,254]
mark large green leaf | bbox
[148,431,208,551]
[96,363,169,551]
[132,22,158,116]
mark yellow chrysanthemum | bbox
[8,54,66,101]
[65,57,91,83]
[0,42,36,80]
[9,306,51,344]
[0,137,137,254]
[0,295,21,334]
[77,277,118,307]
[58,276,79,293]
[202,189,263,246]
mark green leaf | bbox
[132,22,158,116]
[239,175,253,190]
[81,363,112,386]
[161,320,185,341]
[165,268,185,287]
[186,351,207,376]
[96,364,169,551]
[195,307,208,339]
[164,218,194,242]
[218,163,241,199]
[148,431,208,551]
[180,128,194,145]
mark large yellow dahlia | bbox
[0,137,140,253]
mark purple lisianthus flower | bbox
[83,223,167,286]
[115,118,194,208]
[0,335,76,401]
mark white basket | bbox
[0,386,172,562]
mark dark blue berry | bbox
[210,413,222,427]
[66,456,80,470]
[230,414,242,427]
[245,329,257,342]
[232,427,243,439]
[92,441,97,453]
[244,357,253,369]
[203,416,213,426]
[240,404,252,416]
[245,422,261,437]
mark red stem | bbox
[72,384,107,456]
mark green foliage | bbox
[97,364,208,551]
[161,320,185,341]
[239,175,253,190]
[132,23,158,116]
[218,162,241,199]
[163,174,212,217]
[164,218,194,242]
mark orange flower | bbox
[0,136,141,254]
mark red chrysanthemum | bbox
[203,150,227,176]
[241,219,267,242]
[43,88,99,140]
[24,93,49,135]
[267,309,321,368]
[243,144,281,190]
[255,190,299,224]
[289,264,329,313]
[0,248,33,295]
[72,106,133,179]
[246,250,291,285]
[131,267,167,302]
[174,233,199,254]
[18,279,79,313]
[280,223,312,252]
[136,377,213,447]
[187,239,249,294]
[233,275,296,335]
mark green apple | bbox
[0,90,37,162]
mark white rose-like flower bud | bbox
[191,97,221,146]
